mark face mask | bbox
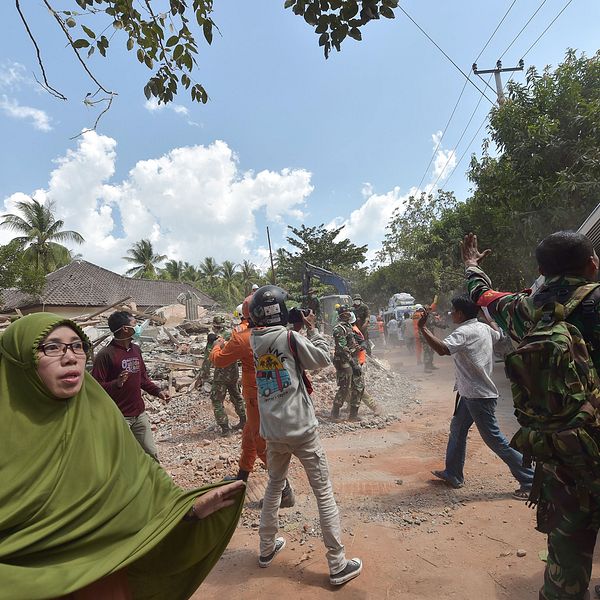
[133,324,144,339]
[348,313,357,324]
[353,301,360,306]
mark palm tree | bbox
[160,259,185,281]
[182,262,200,283]
[238,259,260,295]
[198,257,222,286]
[0,198,84,274]
[123,239,167,279]
[220,260,240,300]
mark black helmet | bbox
[336,304,351,315]
[249,285,289,326]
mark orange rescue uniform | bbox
[210,326,266,473]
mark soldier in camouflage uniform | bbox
[201,316,246,436]
[463,231,600,600]
[352,294,371,355]
[331,305,363,421]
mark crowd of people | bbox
[2,229,600,599]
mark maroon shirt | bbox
[91,340,162,417]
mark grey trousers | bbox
[259,430,347,574]
[124,411,159,462]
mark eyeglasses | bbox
[38,341,90,357]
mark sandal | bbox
[512,488,530,501]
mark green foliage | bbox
[34,0,396,108]
[285,0,398,58]
[276,224,368,296]
[0,240,46,302]
[0,198,84,275]
[368,50,600,303]
[122,239,167,278]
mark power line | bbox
[398,5,495,105]
[499,0,549,59]
[430,75,493,193]
[415,0,518,191]
[521,0,574,59]
[438,0,574,193]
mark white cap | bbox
[251,284,259,291]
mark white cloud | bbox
[0,61,27,89]
[144,98,190,117]
[1,132,313,273]
[0,95,52,131]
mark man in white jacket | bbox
[249,286,363,587]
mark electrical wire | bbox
[398,5,495,105]
[521,0,574,59]
[414,0,518,191]
[499,0,549,59]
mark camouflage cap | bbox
[212,315,225,326]
[336,304,352,315]
[352,294,362,301]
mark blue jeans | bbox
[445,396,534,488]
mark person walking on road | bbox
[418,296,534,497]
[92,311,170,461]
[249,285,362,586]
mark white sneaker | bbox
[330,558,363,586]
[258,537,286,568]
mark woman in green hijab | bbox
[0,313,245,600]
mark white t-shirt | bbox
[443,318,501,399]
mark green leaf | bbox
[144,84,152,100]
[113,20,123,30]
[81,24,96,38]
[173,45,184,61]
[203,20,213,45]
[380,6,395,19]
[137,48,145,63]
[127,37,134,51]
[166,35,179,47]
[144,55,154,69]
[284,0,295,7]
[87,45,95,58]
[72,38,90,49]
[66,17,77,28]
[318,32,328,47]
[348,28,362,41]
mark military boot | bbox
[349,406,362,422]
[330,405,340,420]
[220,424,231,437]
[233,416,246,431]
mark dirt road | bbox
[196,349,600,599]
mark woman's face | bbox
[37,326,87,399]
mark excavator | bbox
[302,262,352,332]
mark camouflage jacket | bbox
[466,266,600,371]
[354,303,369,328]
[333,321,358,365]
[202,331,239,384]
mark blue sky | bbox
[0,1,598,274]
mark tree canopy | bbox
[17,0,398,119]
[122,238,167,278]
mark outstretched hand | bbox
[191,480,245,520]
[461,233,491,268]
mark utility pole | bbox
[266,226,276,284]
[472,59,524,104]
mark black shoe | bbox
[330,558,363,585]
[349,407,362,422]
[220,425,231,437]
[258,537,286,568]
[233,417,246,431]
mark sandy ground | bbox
[194,347,600,600]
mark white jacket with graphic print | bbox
[250,325,331,443]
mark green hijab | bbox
[0,313,244,600]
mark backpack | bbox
[505,283,600,480]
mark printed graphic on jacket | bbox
[255,347,292,399]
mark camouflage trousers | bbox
[333,364,364,409]
[538,468,600,600]
[211,381,246,428]
[423,344,434,370]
